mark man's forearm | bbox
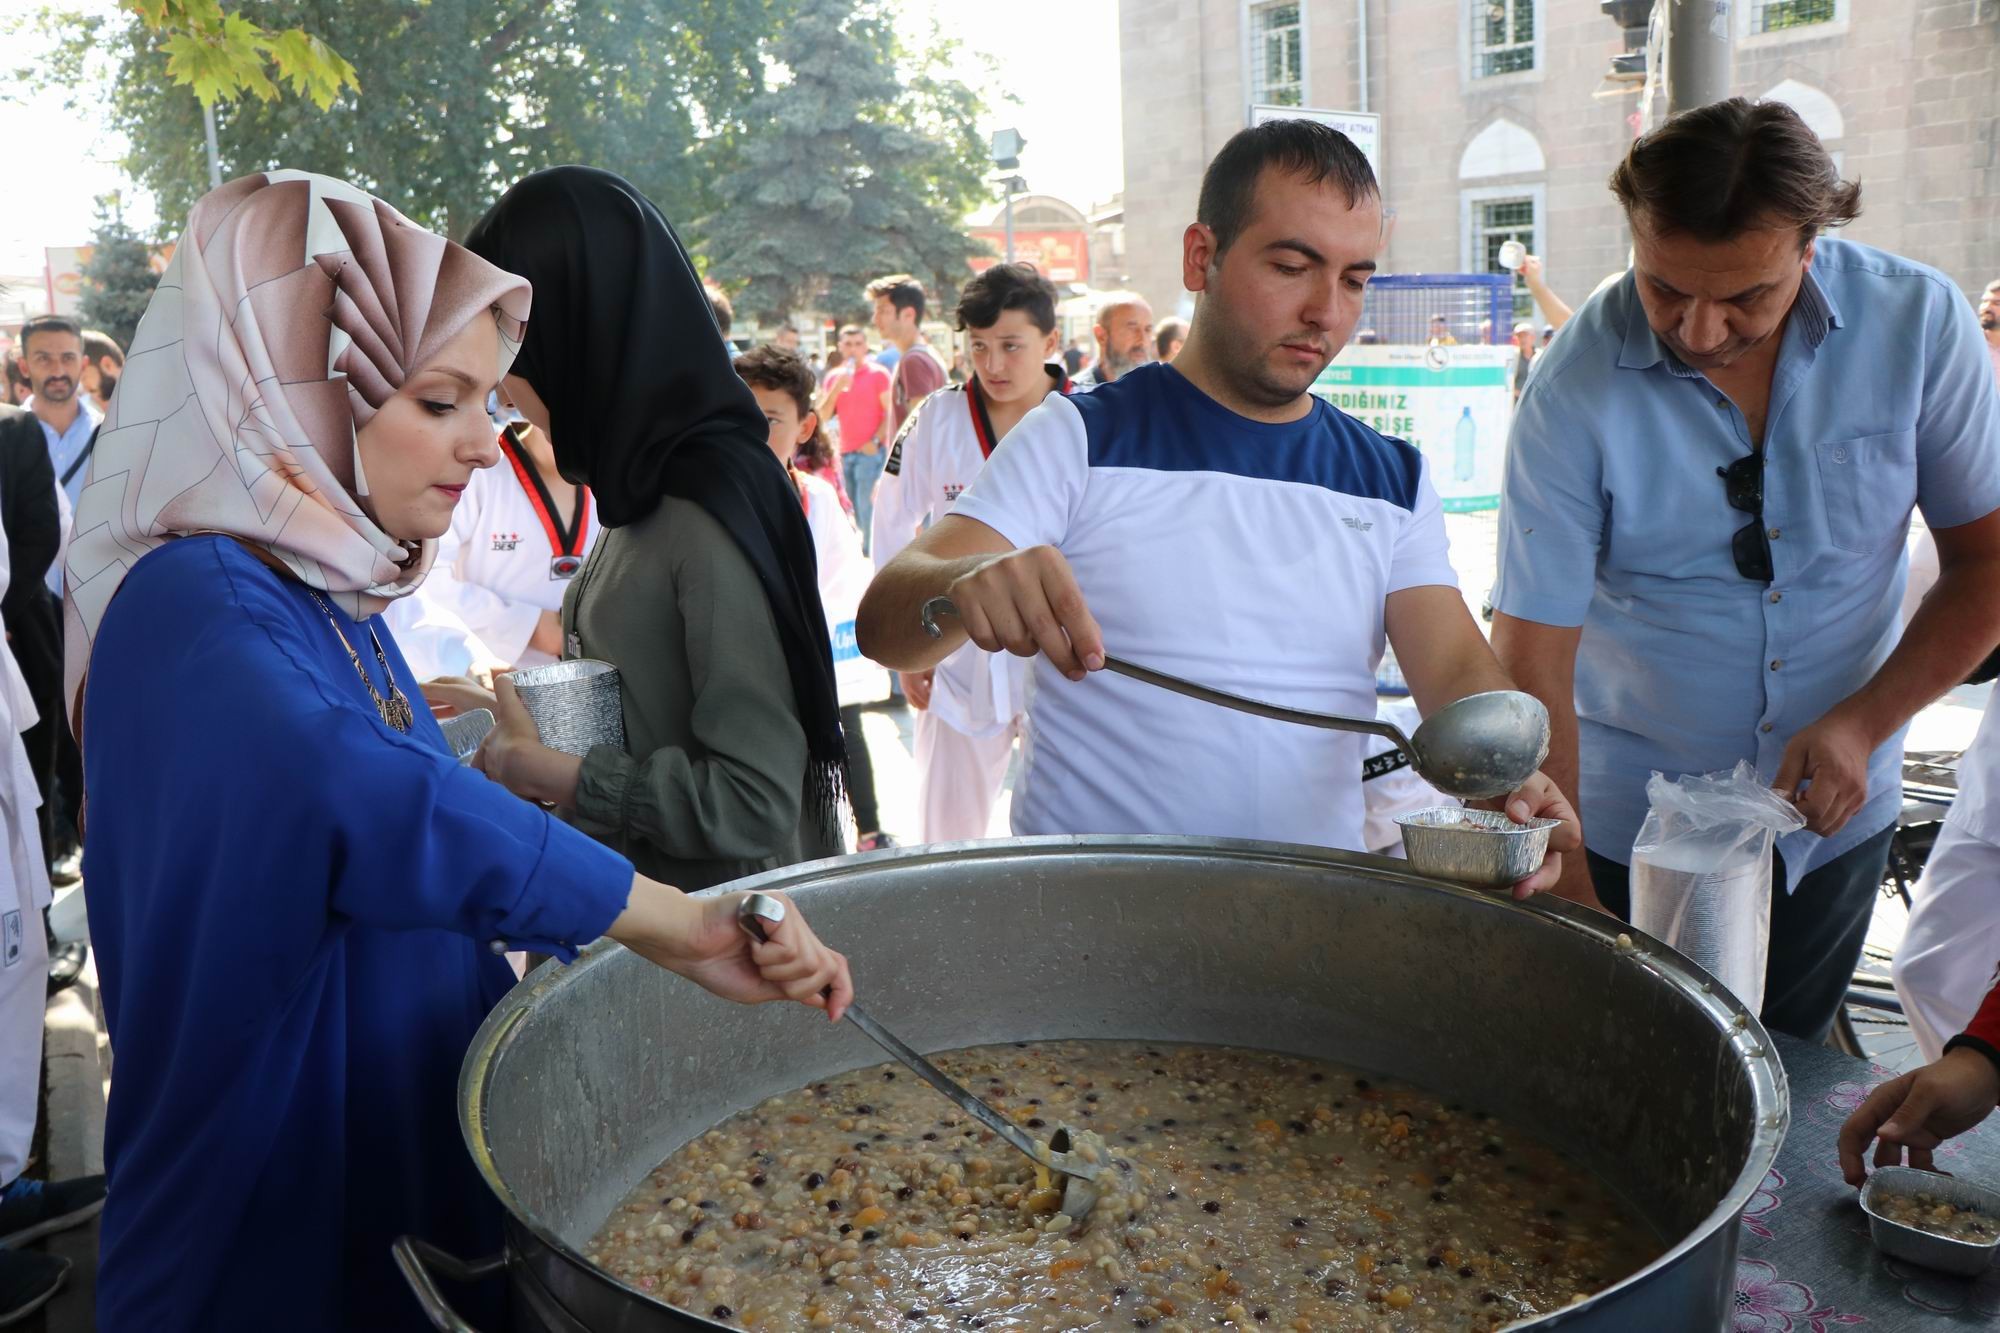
[1841,560,2000,743]
[1489,615,1582,819]
[1525,278,1573,330]
[856,551,992,671]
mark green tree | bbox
[700,0,992,324]
[24,0,777,241]
[78,198,158,351]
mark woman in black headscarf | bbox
[445,166,848,888]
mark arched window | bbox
[1457,119,1547,319]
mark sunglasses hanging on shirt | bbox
[1717,452,1773,583]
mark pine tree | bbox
[79,199,160,353]
[700,0,991,324]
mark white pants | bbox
[0,760,49,1188]
[1896,821,2000,1062]
[913,708,1018,844]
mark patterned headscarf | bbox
[61,171,532,725]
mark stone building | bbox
[1118,0,2000,324]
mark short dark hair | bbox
[707,288,734,336]
[736,344,830,470]
[1196,119,1379,258]
[20,314,82,352]
[1611,97,1861,248]
[956,262,1057,334]
[1154,317,1188,358]
[865,274,926,322]
[81,328,124,367]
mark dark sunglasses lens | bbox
[1733,520,1773,581]
[1721,456,1763,512]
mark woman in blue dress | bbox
[58,171,854,1332]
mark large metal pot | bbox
[401,836,1788,1331]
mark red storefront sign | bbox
[967,228,1090,284]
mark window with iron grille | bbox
[1474,197,1536,320]
[1472,0,1536,79]
[1249,2,1303,107]
[1749,0,1838,34]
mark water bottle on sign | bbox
[1453,406,1477,483]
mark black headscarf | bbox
[464,166,846,839]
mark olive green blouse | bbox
[561,495,843,890]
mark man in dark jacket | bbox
[0,406,62,857]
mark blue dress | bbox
[81,536,634,1331]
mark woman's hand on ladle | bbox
[1474,770,1582,900]
[612,887,854,1022]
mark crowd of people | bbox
[0,96,1995,1329]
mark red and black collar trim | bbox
[966,363,1072,456]
[498,425,591,557]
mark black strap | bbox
[1362,748,1414,782]
[61,426,98,487]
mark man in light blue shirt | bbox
[16,315,99,593]
[1492,99,2000,1043]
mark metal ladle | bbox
[734,893,1106,1219]
[919,595,1550,801]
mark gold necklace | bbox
[308,590,414,733]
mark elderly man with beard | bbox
[1073,291,1155,389]
[858,120,1579,894]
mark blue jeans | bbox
[843,448,886,555]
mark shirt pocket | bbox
[1815,431,1916,555]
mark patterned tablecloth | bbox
[1736,1035,1999,1330]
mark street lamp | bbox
[990,129,1027,265]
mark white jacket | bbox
[871,381,1055,738]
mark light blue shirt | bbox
[26,394,100,593]
[1493,239,2000,890]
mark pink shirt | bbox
[830,358,891,455]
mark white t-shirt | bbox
[872,379,1050,738]
[386,433,599,679]
[950,362,1457,851]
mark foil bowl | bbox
[1396,805,1560,888]
[438,707,495,765]
[1861,1165,2000,1276]
[510,659,626,758]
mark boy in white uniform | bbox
[871,263,1068,843]
[388,415,598,680]
[858,121,1577,894]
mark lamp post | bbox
[990,129,1026,265]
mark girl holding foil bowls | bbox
[59,171,852,1333]
[435,167,854,890]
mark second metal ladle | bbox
[735,893,1105,1217]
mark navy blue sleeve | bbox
[83,538,631,962]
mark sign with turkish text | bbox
[1250,105,1382,184]
[1312,344,1517,512]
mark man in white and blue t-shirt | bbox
[859,120,1580,895]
